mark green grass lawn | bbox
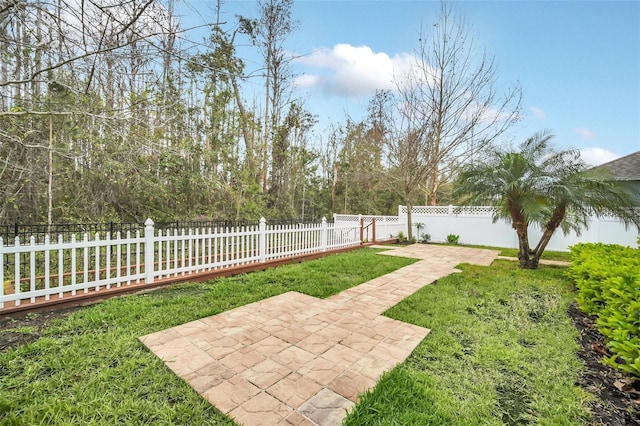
[497,247,572,262]
[426,242,572,262]
[0,249,591,425]
[344,260,590,425]
[0,249,415,425]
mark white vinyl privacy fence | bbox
[0,217,361,309]
[335,205,640,251]
[333,214,404,242]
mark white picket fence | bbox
[335,205,640,251]
[0,217,361,309]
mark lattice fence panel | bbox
[454,206,497,216]
[411,206,450,215]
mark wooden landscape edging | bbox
[0,242,385,318]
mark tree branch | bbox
[0,20,168,87]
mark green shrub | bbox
[446,234,460,245]
[568,243,640,377]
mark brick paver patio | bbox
[140,244,499,425]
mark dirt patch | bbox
[568,303,640,425]
[0,307,78,352]
[496,378,533,425]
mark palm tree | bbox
[455,131,640,269]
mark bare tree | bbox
[319,125,343,214]
[384,1,521,238]
[244,0,296,193]
[404,1,521,205]
[0,0,185,223]
[385,88,438,240]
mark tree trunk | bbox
[231,77,257,181]
[34,2,43,100]
[406,200,413,241]
[428,163,439,206]
[47,117,54,226]
[508,200,534,268]
[520,255,539,269]
[331,161,339,213]
[530,203,566,268]
[515,223,535,268]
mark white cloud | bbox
[293,44,417,98]
[294,74,324,89]
[529,106,546,120]
[580,147,619,166]
[576,128,597,140]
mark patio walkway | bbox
[140,244,499,426]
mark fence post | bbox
[382,216,387,240]
[321,217,327,252]
[398,205,408,236]
[448,204,454,236]
[259,217,266,262]
[372,218,376,243]
[144,218,155,284]
[0,237,3,309]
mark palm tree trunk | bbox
[530,203,567,268]
[515,224,535,268]
[508,200,534,268]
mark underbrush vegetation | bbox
[568,243,640,377]
[345,260,590,425]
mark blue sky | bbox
[184,0,640,165]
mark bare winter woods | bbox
[0,0,520,225]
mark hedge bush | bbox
[568,242,640,377]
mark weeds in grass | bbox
[5,326,37,335]
[344,260,591,425]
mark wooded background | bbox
[0,0,519,225]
